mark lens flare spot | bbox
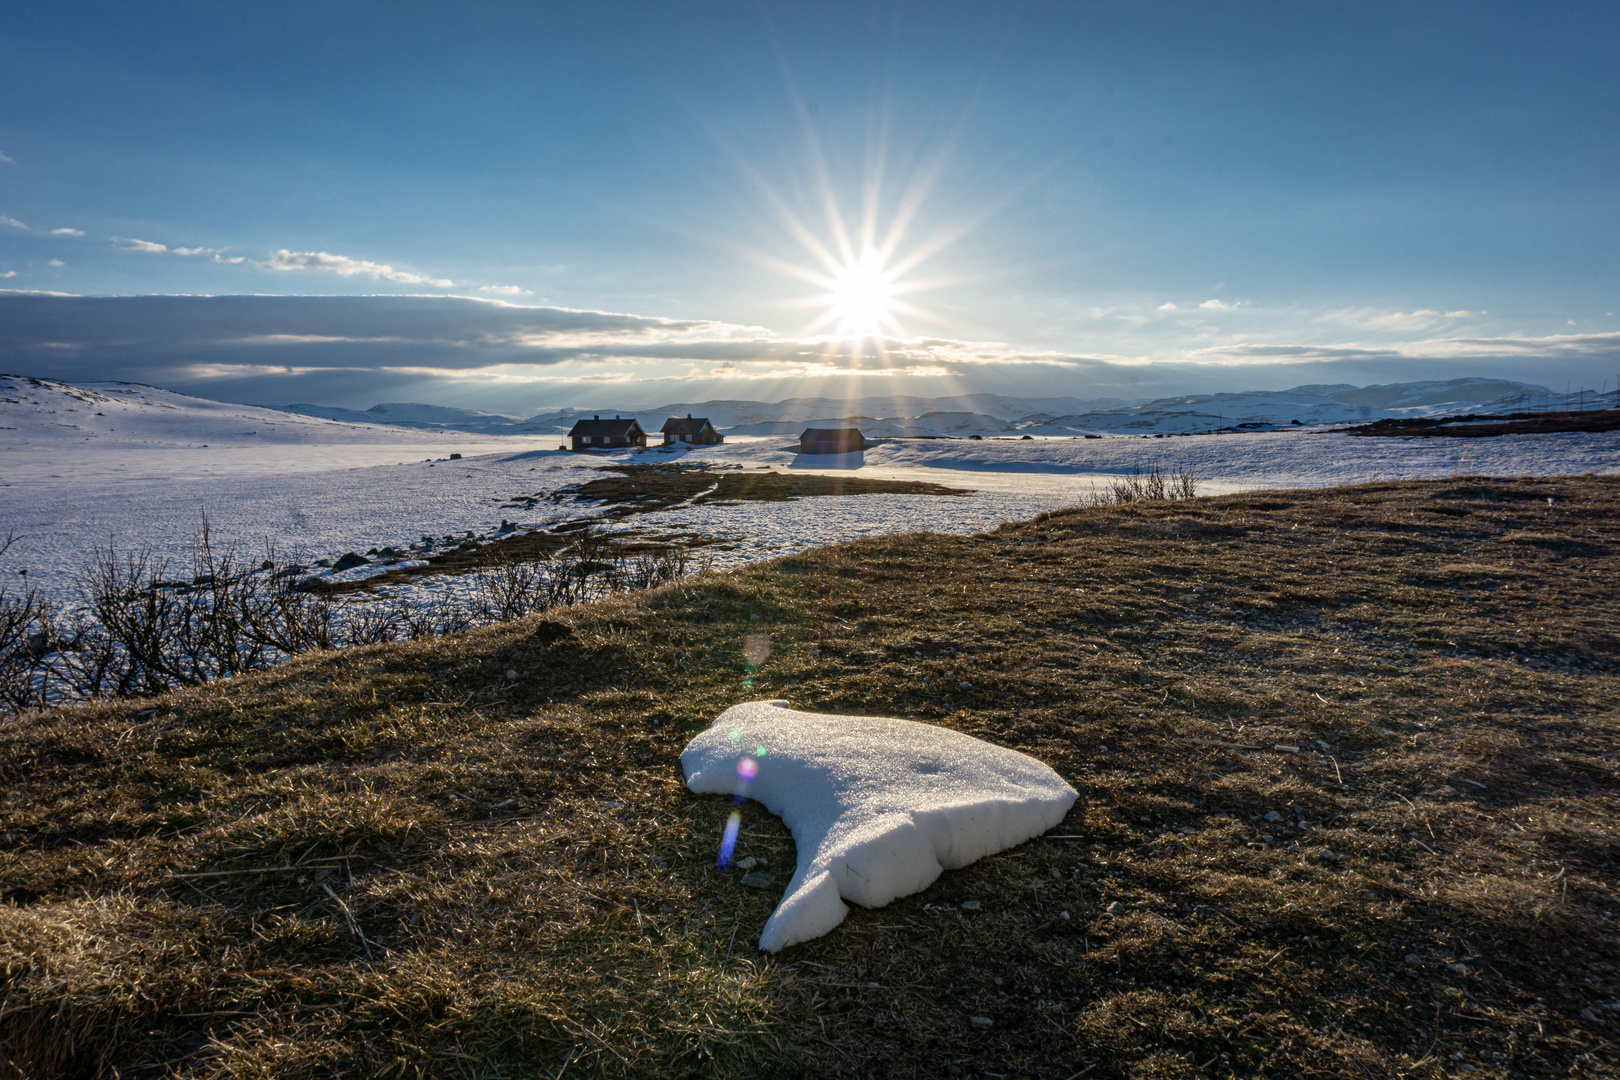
[718,809,742,869]
[743,632,772,667]
[737,757,759,781]
[727,727,741,744]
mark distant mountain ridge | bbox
[282,377,1555,438]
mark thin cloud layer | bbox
[266,250,453,288]
[116,237,247,263]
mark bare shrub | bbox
[474,549,551,622]
[0,531,57,712]
[1089,464,1201,506]
[0,518,707,715]
[623,548,692,591]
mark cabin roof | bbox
[568,416,643,437]
[661,415,714,435]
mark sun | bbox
[826,246,898,339]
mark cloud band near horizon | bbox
[1,292,1616,412]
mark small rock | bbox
[959,681,972,690]
[969,1016,993,1029]
[1106,901,1127,915]
[25,632,48,659]
[332,552,370,572]
[1195,905,1216,919]
[736,856,761,871]
[505,669,518,680]
[1263,810,1284,824]
[1449,962,1470,975]
[740,872,772,889]
[1059,910,1069,920]
[449,453,462,459]
[960,900,981,912]
[1405,953,1422,965]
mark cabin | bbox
[660,414,724,446]
[799,427,866,454]
[567,415,646,451]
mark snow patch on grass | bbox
[682,700,1077,951]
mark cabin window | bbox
[582,436,592,444]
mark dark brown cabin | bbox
[567,415,646,451]
[660,414,724,446]
[798,427,865,454]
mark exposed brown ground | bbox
[0,476,1616,1079]
[1345,408,1620,438]
[324,464,971,594]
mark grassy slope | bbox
[1,477,1616,1079]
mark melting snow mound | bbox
[681,700,1078,951]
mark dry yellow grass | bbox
[1,475,1616,1078]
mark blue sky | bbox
[2,1,1618,411]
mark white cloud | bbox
[0,152,13,164]
[1323,307,1481,332]
[1157,302,1177,311]
[0,271,14,278]
[227,334,406,346]
[115,237,248,264]
[1,216,26,230]
[266,249,453,287]
[478,284,532,296]
[47,259,64,267]
[49,228,84,237]
[1199,298,1243,310]
[1189,329,1620,365]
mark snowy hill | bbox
[1,374,383,448]
[275,380,1552,438]
[0,374,555,485]
[1300,378,1551,411]
[281,401,564,434]
[1012,378,1553,436]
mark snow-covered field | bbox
[3,376,1616,601]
